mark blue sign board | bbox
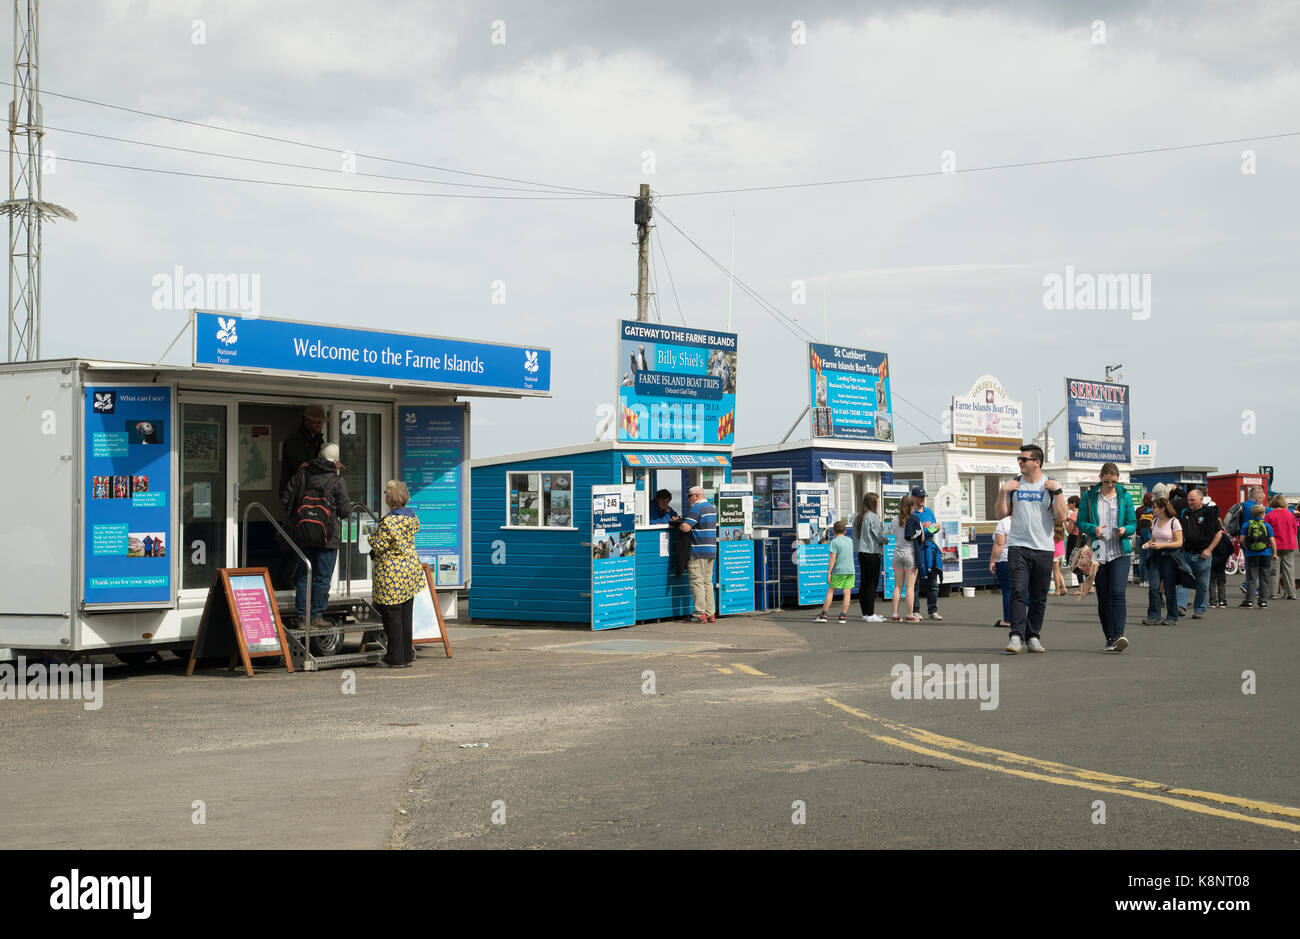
[617,320,737,446]
[83,386,174,606]
[1065,378,1131,462]
[717,486,754,615]
[808,342,892,442]
[719,542,755,615]
[194,312,550,394]
[399,406,465,587]
[591,485,636,630]
[797,545,831,606]
[795,482,834,605]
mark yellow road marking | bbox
[715,667,734,675]
[730,663,769,676]
[823,696,1300,831]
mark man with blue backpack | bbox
[1240,503,1277,609]
[282,442,352,628]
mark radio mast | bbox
[5,0,75,362]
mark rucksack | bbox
[1223,503,1244,537]
[1243,518,1269,553]
[292,475,334,547]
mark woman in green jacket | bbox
[369,480,424,667]
[1074,462,1138,653]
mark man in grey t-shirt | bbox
[995,443,1067,653]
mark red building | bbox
[1206,471,1270,519]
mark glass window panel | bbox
[181,403,227,589]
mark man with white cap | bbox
[677,485,718,622]
[282,442,352,627]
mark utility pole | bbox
[634,183,651,322]
[5,0,75,362]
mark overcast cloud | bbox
[33,1,1300,481]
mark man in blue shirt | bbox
[678,485,717,622]
[910,487,942,620]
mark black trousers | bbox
[1007,545,1053,640]
[858,552,882,615]
[378,598,414,665]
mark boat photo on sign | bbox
[1065,377,1131,463]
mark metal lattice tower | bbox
[5,0,74,362]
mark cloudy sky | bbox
[34,1,1300,480]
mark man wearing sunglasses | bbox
[995,443,1068,653]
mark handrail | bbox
[344,502,382,598]
[241,501,314,662]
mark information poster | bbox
[1065,377,1131,463]
[591,484,636,631]
[83,386,174,606]
[399,405,465,587]
[717,485,754,615]
[933,484,963,584]
[951,375,1024,450]
[808,343,892,442]
[238,424,273,489]
[228,573,282,653]
[617,320,738,446]
[1134,440,1156,470]
[1122,482,1144,507]
[795,482,834,605]
[880,483,910,600]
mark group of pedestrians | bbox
[816,486,944,624]
[808,444,1297,656]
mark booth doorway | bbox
[178,393,390,601]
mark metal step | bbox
[286,622,383,637]
[301,650,385,671]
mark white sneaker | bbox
[1114,636,1129,653]
[862,614,885,622]
[1027,637,1046,653]
[1103,641,1117,652]
[1005,635,1023,654]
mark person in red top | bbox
[1265,494,1298,599]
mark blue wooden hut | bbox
[469,443,733,625]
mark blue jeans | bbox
[295,547,337,619]
[1095,556,1129,642]
[1147,552,1179,622]
[1136,546,1150,583]
[1180,550,1212,614]
[995,560,1011,622]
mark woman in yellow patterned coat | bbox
[370,480,423,667]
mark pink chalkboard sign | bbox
[187,568,294,676]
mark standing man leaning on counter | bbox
[678,486,717,623]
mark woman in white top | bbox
[1142,496,1184,625]
[989,514,1013,627]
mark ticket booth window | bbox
[506,471,574,528]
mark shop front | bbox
[892,375,1026,587]
[731,341,895,605]
[1131,465,1218,495]
[469,319,743,628]
[0,311,550,660]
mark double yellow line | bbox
[823,696,1300,833]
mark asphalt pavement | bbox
[1,580,1296,850]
